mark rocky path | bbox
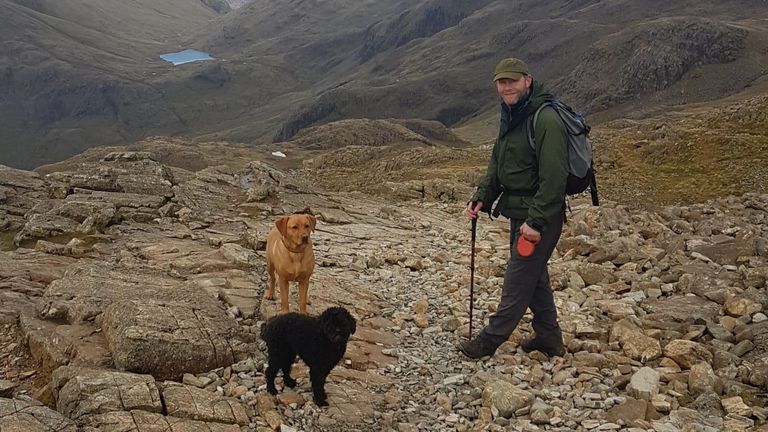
[1,154,767,431]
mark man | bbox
[460,57,568,359]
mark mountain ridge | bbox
[1,0,767,169]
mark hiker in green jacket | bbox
[460,57,568,359]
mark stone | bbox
[663,339,713,369]
[730,340,754,357]
[611,319,662,362]
[530,405,551,425]
[316,208,353,224]
[721,396,752,417]
[605,397,647,424]
[576,263,617,285]
[0,397,77,431]
[724,297,763,317]
[627,367,660,401]
[689,362,717,395]
[643,296,721,323]
[276,391,306,407]
[101,300,253,380]
[79,410,242,432]
[666,407,724,431]
[51,366,162,420]
[691,240,757,266]
[161,382,249,425]
[687,392,724,417]
[482,380,534,418]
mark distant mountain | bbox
[1,0,767,169]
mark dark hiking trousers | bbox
[478,214,564,348]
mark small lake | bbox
[160,49,214,66]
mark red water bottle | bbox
[516,236,538,257]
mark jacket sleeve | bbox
[471,138,502,214]
[526,107,568,231]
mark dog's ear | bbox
[307,214,316,233]
[348,314,357,335]
[275,216,289,237]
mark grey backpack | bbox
[527,100,599,206]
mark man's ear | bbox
[524,74,533,88]
[275,216,289,237]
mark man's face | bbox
[496,75,532,105]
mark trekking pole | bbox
[468,217,477,339]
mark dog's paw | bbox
[283,377,297,388]
[265,292,275,300]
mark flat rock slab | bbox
[38,265,205,323]
[0,397,77,431]
[642,295,722,322]
[80,409,243,432]
[691,239,758,265]
[101,300,254,380]
[51,366,162,421]
[161,382,249,426]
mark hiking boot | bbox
[521,336,566,357]
[459,337,497,359]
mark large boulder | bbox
[101,300,253,380]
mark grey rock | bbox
[627,367,660,401]
[79,410,242,432]
[0,397,77,431]
[161,382,249,425]
[51,366,162,420]
[482,380,533,418]
[101,300,253,380]
[663,339,713,369]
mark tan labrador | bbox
[265,214,316,314]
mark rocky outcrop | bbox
[0,155,767,431]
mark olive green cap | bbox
[493,57,529,81]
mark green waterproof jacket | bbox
[472,82,568,231]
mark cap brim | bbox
[494,72,524,81]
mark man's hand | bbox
[466,201,483,220]
[519,222,541,243]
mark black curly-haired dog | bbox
[261,306,356,406]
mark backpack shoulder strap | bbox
[526,101,554,151]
